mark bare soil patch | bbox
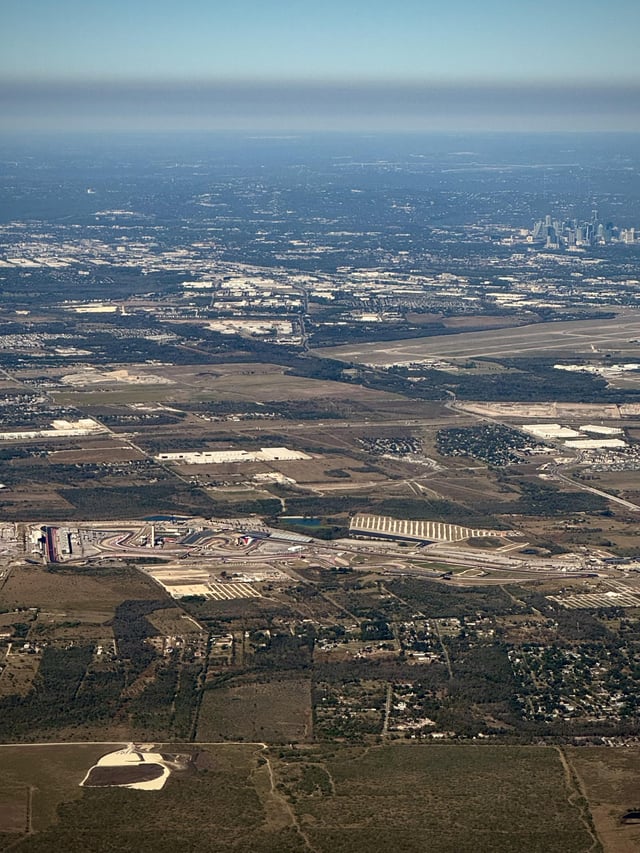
[48,446,145,463]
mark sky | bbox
[2,0,640,132]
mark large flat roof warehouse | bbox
[564,438,627,449]
[157,447,312,465]
[521,424,583,439]
[579,424,624,435]
[0,418,107,441]
[521,424,628,448]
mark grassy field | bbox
[0,744,126,835]
[48,446,146,464]
[51,363,424,407]
[568,747,640,853]
[0,743,300,853]
[146,607,204,637]
[0,654,41,699]
[0,743,603,853]
[284,744,599,853]
[0,787,29,833]
[0,563,161,613]
[197,679,313,743]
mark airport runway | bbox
[315,313,640,364]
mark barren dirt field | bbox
[48,446,146,464]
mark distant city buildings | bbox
[527,210,637,249]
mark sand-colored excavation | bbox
[81,744,172,790]
[62,367,174,386]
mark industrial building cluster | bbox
[521,422,627,450]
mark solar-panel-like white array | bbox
[206,581,262,600]
[548,591,640,610]
[349,514,506,543]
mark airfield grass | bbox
[50,370,417,408]
[51,387,181,407]
[405,313,522,332]
[441,315,522,330]
[0,743,599,853]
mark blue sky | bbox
[2,0,639,131]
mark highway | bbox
[550,470,640,513]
